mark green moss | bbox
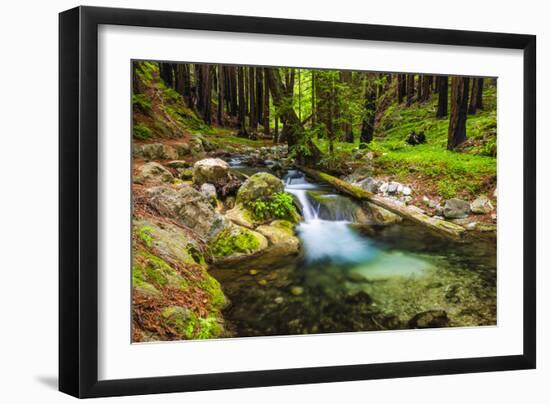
[211,227,261,257]
[200,274,227,310]
[161,306,198,339]
[133,123,153,140]
[134,249,185,289]
[137,226,154,247]
[196,315,223,339]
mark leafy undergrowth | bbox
[315,85,497,200]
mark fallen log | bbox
[299,166,466,241]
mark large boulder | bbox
[134,143,179,161]
[134,162,174,184]
[209,224,268,264]
[236,172,284,205]
[470,195,494,214]
[145,185,228,240]
[256,220,300,256]
[193,158,231,187]
[443,198,471,219]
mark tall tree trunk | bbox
[237,66,247,135]
[256,68,263,125]
[248,66,257,132]
[420,75,432,102]
[263,68,270,137]
[397,74,406,104]
[217,65,224,125]
[265,68,322,164]
[159,62,174,88]
[200,65,212,125]
[468,78,484,114]
[311,71,316,127]
[406,74,415,105]
[447,77,470,150]
[436,76,449,118]
[340,71,354,142]
[360,73,377,144]
[175,64,191,106]
[228,66,238,117]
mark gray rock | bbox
[402,186,412,196]
[236,172,284,205]
[443,198,471,219]
[379,182,389,194]
[165,160,191,169]
[470,195,494,214]
[192,158,231,187]
[138,143,178,161]
[200,183,217,202]
[145,185,228,240]
[356,177,380,193]
[134,162,173,184]
[387,182,399,194]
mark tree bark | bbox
[436,76,449,118]
[360,73,377,144]
[199,65,212,125]
[217,65,224,125]
[397,74,406,104]
[420,75,432,102]
[159,62,174,88]
[248,67,256,132]
[447,77,470,150]
[406,74,415,105]
[237,66,247,135]
[340,71,354,143]
[263,68,270,137]
[256,68,263,125]
[468,78,484,114]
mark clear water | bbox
[212,166,497,337]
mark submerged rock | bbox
[256,220,300,256]
[134,162,174,184]
[470,195,494,214]
[408,310,449,329]
[443,198,471,219]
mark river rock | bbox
[165,160,191,169]
[225,204,256,229]
[363,202,402,225]
[408,310,449,328]
[256,220,300,256]
[387,182,399,194]
[402,186,412,196]
[356,177,380,193]
[145,185,228,240]
[443,198,471,219]
[134,162,174,184]
[209,224,268,264]
[135,143,179,161]
[193,158,231,187]
[200,183,217,203]
[236,172,284,205]
[470,195,494,214]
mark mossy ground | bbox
[131,222,227,342]
[314,85,497,200]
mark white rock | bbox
[402,186,412,196]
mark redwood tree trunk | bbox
[360,73,377,144]
[263,68,270,137]
[237,66,247,135]
[406,74,415,105]
[397,74,406,103]
[217,65,224,125]
[340,71,354,143]
[248,67,256,132]
[436,76,449,118]
[468,78,484,114]
[447,77,470,150]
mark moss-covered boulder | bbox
[192,158,231,187]
[256,220,300,256]
[209,224,268,264]
[134,143,179,161]
[145,185,228,241]
[236,172,284,205]
[134,162,174,184]
[225,203,257,229]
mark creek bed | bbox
[211,164,496,338]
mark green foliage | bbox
[137,226,154,247]
[244,192,296,221]
[132,93,151,110]
[133,123,153,140]
[437,180,458,199]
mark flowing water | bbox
[211,165,497,337]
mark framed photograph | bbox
[59,6,536,398]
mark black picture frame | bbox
[59,5,536,398]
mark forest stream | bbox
[210,162,497,337]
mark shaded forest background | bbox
[133,61,496,200]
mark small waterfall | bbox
[283,170,319,221]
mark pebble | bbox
[290,286,304,296]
